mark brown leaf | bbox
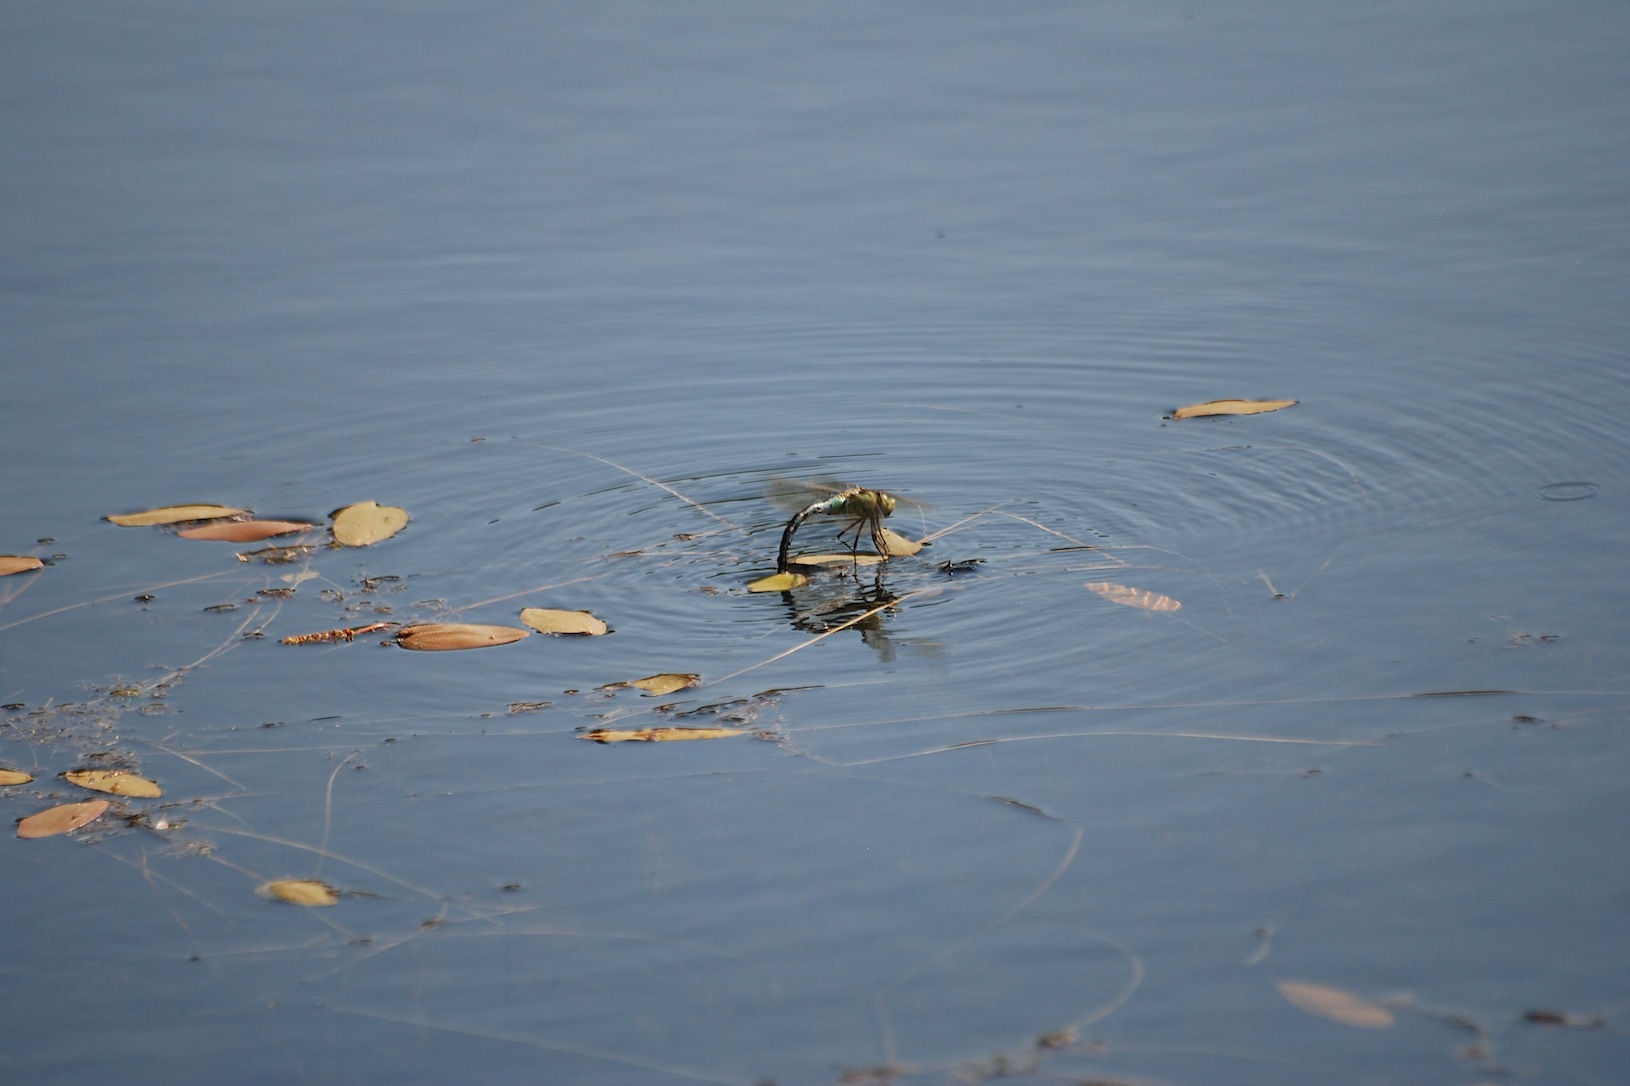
[876,527,924,557]
[260,878,340,906]
[105,503,248,527]
[748,571,809,592]
[395,623,530,651]
[1085,581,1182,612]
[17,799,111,839]
[0,768,35,786]
[580,726,747,743]
[330,501,410,546]
[0,556,45,576]
[1277,980,1395,1028]
[519,607,609,636]
[1172,398,1298,420]
[177,519,317,542]
[64,769,162,798]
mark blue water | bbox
[3,3,1628,1084]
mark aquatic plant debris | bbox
[16,799,110,839]
[261,878,340,906]
[104,503,247,527]
[519,608,609,636]
[748,571,809,592]
[0,769,35,786]
[330,501,410,546]
[394,623,530,651]
[282,622,396,645]
[579,726,747,743]
[1171,398,1298,420]
[1085,581,1182,612]
[65,769,162,798]
[0,556,45,576]
[177,519,316,542]
[599,673,700,696]
[1277,980,1395,1028]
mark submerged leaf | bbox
[519,607,609,636]
[1172,398,1297,420]
[1278,980,1395,1029]
[17,799,110,839]
[395,623,530,651]
[0,556,44,576]
[1085,581,1182,612]
[261,878,340,906]
[105,503,247,527]
[65,769,162,798]
[875,527,924,557]
[0,768,34,786]
[330,501,410,546]
[178,519,316,542]
[748,571,809,592]
[580,726,747,743]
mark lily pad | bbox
[261,878,340,906]
[580,726,747,743]
[519,608,609,636]
[178,519,316,542]
[395,623,530,651]
[65,769,162,798]
[331,501,410,546]
[17,799,110,839]
[105,503,247,527]
[1171,398,1297,420]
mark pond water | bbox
[3,3,1628,1084]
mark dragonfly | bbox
[768,479,924,573]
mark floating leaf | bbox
[876,527,924,557]
[748,571,809,592]
[17,799,110,839]
[330,501,410,546]
[788,553,886,568]
[1278,980,1395,1029]
[0,768,34,786]
[178,519,316,542]
[1172,398,1298,420]
[395,623,530,651]
[105,503,247,527]
[261,878,340,906]
[580,726,747,743]
[0,556,44,576]
[65,769,162,798]
[601,673,701,697]
[519,608,609,636]
[1085,581,1182,612]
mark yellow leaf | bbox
[65,769,162,798]
[519,607,609,636]
[105,503,247,527]
[17,800,110,839]
[876,527,924,557]
[395,623,530,651]
[1172,398,1298,420]
[0,768,34,786]
[330,501,410,546]
[600,673,701,696]
[0,556,44,576]
[177,519,316,542]
[748,572,809,592]
[261,878,340,906]
[1085,581,1182,612]
[787,553,886,568]
[1277,980,1395,1029]
[580,726,746,743]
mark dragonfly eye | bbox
[878,493,896,517]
